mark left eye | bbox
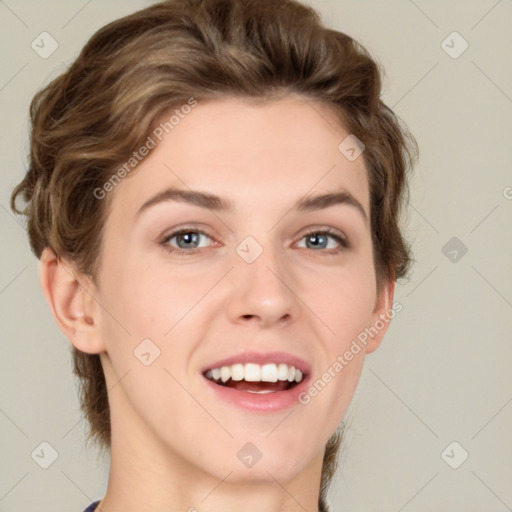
[296,231,347,251]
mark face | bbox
[88,95,392,483]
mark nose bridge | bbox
[226,234,300,325]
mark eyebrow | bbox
[135,187,368,224]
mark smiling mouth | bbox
[203,362,305,394]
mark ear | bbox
[38,247,106,354]
[364,274,396,355]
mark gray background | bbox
[1,1,511,511]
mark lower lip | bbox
[202,375,311,412]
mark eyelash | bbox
[159,226,350,256]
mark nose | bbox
[225,242,301,328]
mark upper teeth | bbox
[206,363,303,384]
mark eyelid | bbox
[293,225,350,249]
[159,223,215,241]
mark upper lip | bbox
[202,351,311,376]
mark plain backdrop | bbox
[1,1,511,511]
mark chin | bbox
[225,458,309,484]
[200,438,316,484]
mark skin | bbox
[39,95,394,512]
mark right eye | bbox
[160,228,217,255]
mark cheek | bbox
[97,258,225,388]
[99,251,212,340]
[301,257,376,343]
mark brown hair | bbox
[10,0,418,509]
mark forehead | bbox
[107,95,369,217]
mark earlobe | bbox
[38,247,105,354]
[364,276,396,355]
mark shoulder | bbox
[82,500,101,512]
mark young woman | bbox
[11,0,417,510]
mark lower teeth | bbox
[205,375,296,392]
